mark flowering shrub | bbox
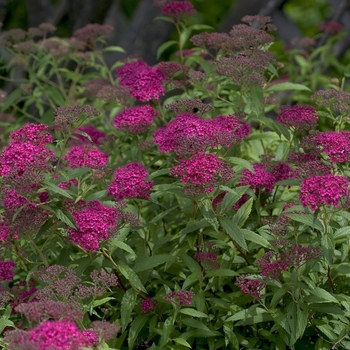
[1,1,350,349]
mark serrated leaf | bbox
[148,168,170,179]
[42,181,73,199]
[182,318,212,332]
[265,82,311,92]
[55,209,76,229]
[121,289,138,332]
[159,316,175,347]
[128,314,149,350]
[157,40,177,59]
[226,306,266,322]
[118,261,147,293]
[180,308,208,318]
[133,255,177,272]
[200,199,219,231]
[241,229,272,249]
[219,217,247,250]
[306,288,338,303]
[173,338,192,348]
[178,219,209,236]
[110,241,136,258]
[287,213,324,231]
[233,197,253,227]
[227,157,254,171]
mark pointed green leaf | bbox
[128,314,149,350]
[133,255,177,272]
[121,289,138,332]
[219,217,247,250]
[118,261,147,293]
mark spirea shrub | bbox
[1,1,350,349]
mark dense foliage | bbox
[0,1,350,349]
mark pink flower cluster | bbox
[322,21,343,35]
[0,260,16,282]
[194,251,219,269]
[6,320,97,350]
[161,0,196,20]
[113,105,158,133]
[239,163,277,192]
[153,113,250,156]
[116,60,165,101]
[68,200,120,251]
[299,174,349,210]
[108,163,154,200]
[170,153,233,193]
[235,274,265,299]
[72,125,106,145]
[0,123,55,176]
[315,131,350,163]
[164,290,195,306]
[277,105,318,131]
[64,145,108,168]
[141,297,157,313]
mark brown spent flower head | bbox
[73,23,114,49]
[312,89,350,117]
[241,15,277,32]
[165,98,214,115]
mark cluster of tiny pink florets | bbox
[5,320,98,350]
[316,131,350,163]
[72,125,106,145]
[64,145,108,169]
[113,105,158,133]
[153,113,250,156]
[141,297,157,313]
[160,0,196,20]
[108,162,154,201]
[116,60,165,101]
[0,123,55,176]
[299,174,349,210]
[0,260,16,282]
[164,290,195,305]
[68,200,120,251]
[276,105,318,131]
[239,163,277,192]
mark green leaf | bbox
[45,87,65,106]
[180,308,208,318]
[55,209,76,229]
[148,168,170,179]
[232,197,253,227]
[241,229,272,249]
[181,254,201,273]
[227,157,254,172]
[200,199,219,231]
[226,306,267,322]
[1,88,22,111]
[86,190,107,201]
[118,261,147,293]
[287,213,324,231]
[133,255,177,272]
[64,167,91,180]
[219,185,249,211]
[178,219,209,236]
[305,288,338,303]
[103,46,125,53]
[181,318,212,332]
[110,241,136,258]
[92,297,115,308]
[149,205,178,225]
[0,305,15,333]
[121,289,138,332]
[205,269,238,277]
[159,316,175,347]
[42,181,73,199]
[156,40,177,59]
[128,314,149,350]
[173,338,192,348]
[219,217,247,250]
[265,82,311,92]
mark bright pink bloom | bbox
[9,123,53,146]
[256,251,289,279]
[170,153,233,187]
[239,163,276,192]
[322,21,343,35]
[299,174,349,210]
[316,131,350,163]
[164,290,195,305]
[194,251,219,269]
[113,105,158,133]
[235,274,264,299]
[0,260,16,281]
[141,298,157,313]
[64,145,108,168]
[116,60,165,101]
[277,105,318,131]
[161,0,196,20]
[68,201,119,251]
[108,163,154,200]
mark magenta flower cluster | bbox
[116,60,165,101]
[316,131,350,163]
[277,105,318,131]
[7,320,97,350]
[141,297,157,313]
[194,251,219,269]
[68,200,120,251]
[0,123,55,176]
[235,275,265,300]
[153,113,250,156]
[164,290,195,306]
[64,145,108,168]
[113,105,158,133]
[72,125,106,145]
[161,0,196,20]
[299,174,349,210]
[108,162,154,200]
[0,260,16,282]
